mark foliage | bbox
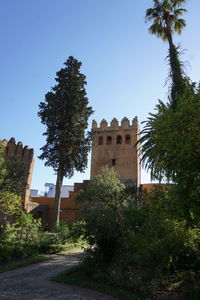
[0,214,85,262]
[47,221,85,245]
[0,141,27,195]
[0,191,21,223]
[146,0,187,42]
[139,83,200,223]
[77,168,131,263]
[76,168,200,297]
[38,56,93,224]
[1,212,42,246]
[54,265,141,300]
[80,200,200,296]
[0,143,5,185]
[51,222,71,244]
[1,156,27,194]
[139,83,200,181]
[0,255,49,272]
[145,0,187,107]
[182,272,200,299]
[78,167,126,211]
[0,141,27,222]
[0,213,42,262]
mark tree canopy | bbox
[146,0,187,43]
[146,0,187,108]
[38,56,93,224]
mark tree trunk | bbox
[53,165,64,226]
[167,32,184,109]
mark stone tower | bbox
[91,117,141,187]
[1,138,34,211]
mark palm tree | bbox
[146,0,187,107]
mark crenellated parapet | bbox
[2,137,34,168]
[92,116,138,131]
[100,119,108,130]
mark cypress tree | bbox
[38,56,93,225]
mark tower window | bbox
[112,159,116,166]
[116,135,122,144]
[98,136,103,145]
[125,135,131,144]
[107,136,112,145]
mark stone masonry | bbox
[1,137,34,211]
[91,117,141,187]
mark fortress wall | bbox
[1,138,34,210]
[29,181,87,226]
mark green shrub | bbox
[0,244,14,263]
[1,212,42,245]
[51,222,70,244]
[0,213,43,260]
[78,177,200,296]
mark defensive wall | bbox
[1,138,34,210]
[29,181,89,228]
[0,121,159,227]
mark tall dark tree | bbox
[38,56,93,225]
[146,0,187,108]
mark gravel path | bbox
[0,252,118,300]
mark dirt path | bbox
[0,252,118,300]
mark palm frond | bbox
[173,8,187,16]
[146,0,186,41]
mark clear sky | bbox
[1,0,200,192]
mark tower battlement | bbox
[92,117,138,131]
[1,137,34,211]
[2,137,34,164]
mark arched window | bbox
[98,136,103,145]
[107,136,112,145]
[116,135,122,144]
[125,135,131,144]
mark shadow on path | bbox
[0,251,118,300]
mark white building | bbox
[30,183,74,198]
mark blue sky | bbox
[1,0,200,191]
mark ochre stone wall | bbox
[29,181,88,227]
[30,193,80,227]
[140,183,173,204]
[29,182,168,227]
[1,138,34,211]
[91,117,141,187]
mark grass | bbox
[54,264,200,300]
[0,255,50,272]
[57,241,87,255]
[0,240,86,273]
[53,265,145,300]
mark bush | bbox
[0,212,43,261]
[0,211,86,262]
[1,212,42,245]
[77,171,200,296]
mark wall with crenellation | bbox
[1,137,34,210]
